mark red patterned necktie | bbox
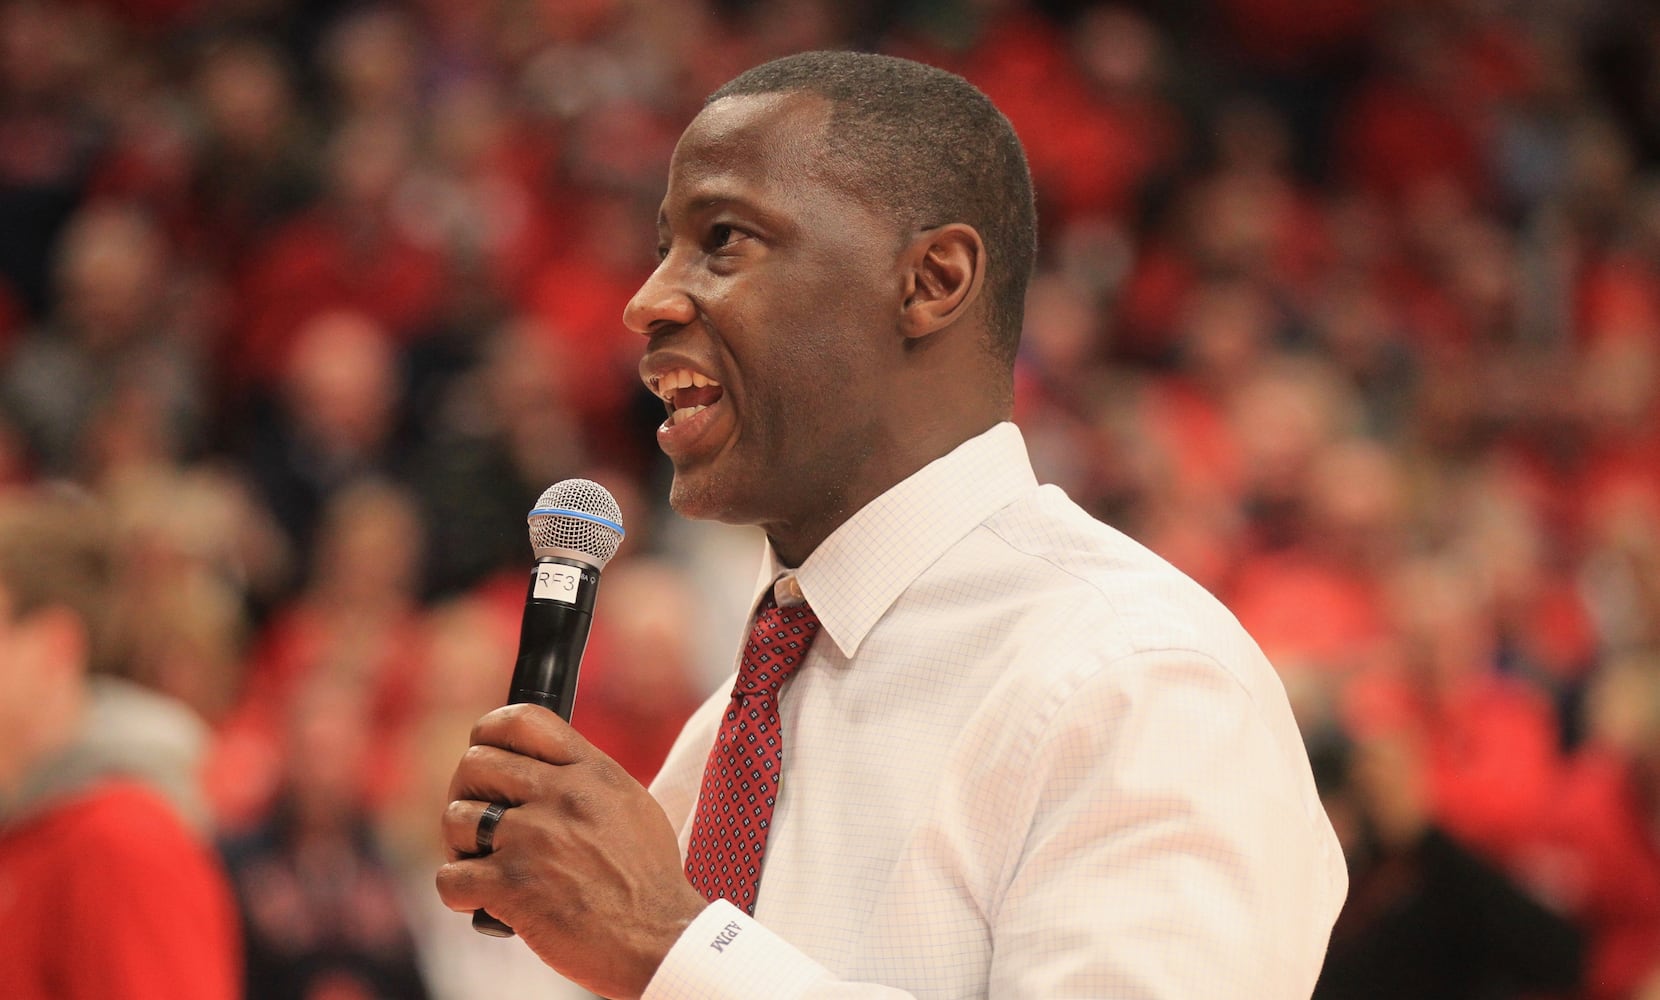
[684,593,821,916]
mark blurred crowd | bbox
[1,0,1658,997]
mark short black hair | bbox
[709,51,1037,366]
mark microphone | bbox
[473,478,625,938]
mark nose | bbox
[623,259,696,338]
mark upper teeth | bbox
[653,369,719,400]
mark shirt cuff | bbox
[642,900,831,1000]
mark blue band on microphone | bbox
[527,506,626,538]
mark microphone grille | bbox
[527,479,625,567]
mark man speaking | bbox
[437,50,1346,999]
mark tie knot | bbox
[734,597,821,695]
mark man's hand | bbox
[436,704,710,999]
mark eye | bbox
[656,243,670,262]
[707,223,745,252]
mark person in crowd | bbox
[221,673,431,1000]
[0,487,240,999]
[1308,717,1583,999]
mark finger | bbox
[440,798,509,863]
[468,703,591,767]
[445,742,555,807]
[435,856,496,914]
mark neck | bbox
[763,410,1006,566]
[761,335,1013,565]
[0,682,85,804]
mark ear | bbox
[898,223,985,340]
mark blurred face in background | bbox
[0,582,80,795]
[285,678,374,828]
[283,311,399,458]
[54,204,167,346]
[196,39,293,157]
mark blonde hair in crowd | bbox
[0,488,119,676]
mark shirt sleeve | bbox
[985,644,1347,996]
[645,900,916,999]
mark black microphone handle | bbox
[507,556,600,718]
[474,556,601,938]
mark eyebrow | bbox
[660,190,786,234]
[683,191,761,217]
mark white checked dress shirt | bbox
[644,422,1347,999]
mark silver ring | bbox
[475,802,508,855]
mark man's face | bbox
[626,92,908,549]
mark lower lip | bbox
[656,398,729,458]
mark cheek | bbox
[0,640,46,712]
[720,261,893,442]
[749,324,864,427]
[745,349,882,491]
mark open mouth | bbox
[651,368,725,426]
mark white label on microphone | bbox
[533,564,581,604]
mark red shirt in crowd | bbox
[0,779,241,1000]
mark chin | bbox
[666,472,744,525]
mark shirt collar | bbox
[749,421,1038,658]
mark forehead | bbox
[663,92,860,215]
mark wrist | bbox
[623,884,712,999]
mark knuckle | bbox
[442,798,473,828]
[460,743,495,771]
[556,785,596,818]
[500,702,538,723]
[592,756,626,788]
